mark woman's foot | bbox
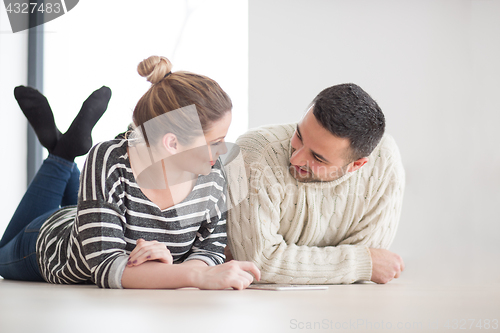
[14,86,62,152]
[52,86,112,161]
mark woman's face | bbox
[175,111,232,175]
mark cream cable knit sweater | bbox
[226,124,405,284]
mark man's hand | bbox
[127,239,173,267]
[369,248,405,284]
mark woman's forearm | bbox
[121,259,261,290]
[121,260,205,289]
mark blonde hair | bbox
[133,55,232,145]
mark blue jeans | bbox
[0,155,79,281]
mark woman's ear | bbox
[162,133,178,154]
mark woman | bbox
[0,55,260,289]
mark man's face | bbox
[289,108,353,182]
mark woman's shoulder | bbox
[79,140,134,204]
[81,139,131,183]
[84,139,129,169]
[87,139,128,159]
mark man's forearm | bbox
[231,239,373,284]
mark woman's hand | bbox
[127,239,173,267]
[193,260,261,290]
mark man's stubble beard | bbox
[288,147,351,183]
[288,163,349,183]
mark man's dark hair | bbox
[312,83,385,162]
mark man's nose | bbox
[290,147,306,166]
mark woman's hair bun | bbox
[137,56,173,84]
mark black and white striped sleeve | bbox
[184,165,227,266]
[77,141,129,289]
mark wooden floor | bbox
[1,273,499,333]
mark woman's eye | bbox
[211,142,221,146]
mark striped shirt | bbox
[36,139,227,289]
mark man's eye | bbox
[211,142,221,146]
[314,156,324,163]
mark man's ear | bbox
[162,133,178,154]
[347,157,368,173]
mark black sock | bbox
[14,86,62,152]
[53,86,112,161]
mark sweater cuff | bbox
[108,254,129,289]
[354,245,372,281]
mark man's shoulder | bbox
[373,134,402,160]
[235,123,295,163]
[237,123,295,144]
[366,133,404,179]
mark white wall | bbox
[249,0,500,284]
[0,9,28,236]
[43,0,248,169]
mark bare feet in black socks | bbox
[15,85,112,161]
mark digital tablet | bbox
[246,284,328,291]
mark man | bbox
[225,83,405,284]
